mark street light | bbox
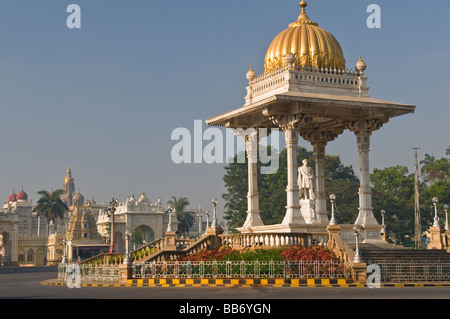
[108,197,118,253]
[381,209,386,235]
[329,194,337,225]
[353,226,363,263]
[211,198,218,228]
[61,239,68,264]
[124,231,131,265]
[444,205,449,231]
[205,211,210,230]
[196,205,203,238]
[432,197,439,227]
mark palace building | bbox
[0,167,170,265]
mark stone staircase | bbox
[345,242,450,263]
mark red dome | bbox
[17,189,28,201]
[8,192,17,202]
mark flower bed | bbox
[177,246,339,262]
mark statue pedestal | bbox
[428,226,443,250]
[300,199,316,224]
[164,231,177,250]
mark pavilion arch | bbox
[129,223,155,248]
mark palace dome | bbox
[64,166,74,184]
[8,191,17,202]
[72,191,84,206]
[17,189,28,201]
[264,1,345,73]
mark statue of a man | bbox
[298,159,315,200]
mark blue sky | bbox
[0,1,449,220]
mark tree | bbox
[33,189,69,232]
[370,166,421,244]
[421,154,450,185]
[419,147,450,227]
[167,196,194,236]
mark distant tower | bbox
[62,165,75,207]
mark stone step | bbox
[344,243,450,262]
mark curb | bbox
[41,278,450,288]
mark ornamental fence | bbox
[58,263,120,284]
[369,260,450,282]
[132,260,352,280]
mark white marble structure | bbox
[96,193,169,252]
[206,1,416,243]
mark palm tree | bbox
[420,153,436,174]
[33,189,69,233]
[167,196,195,236]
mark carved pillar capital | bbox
[344,119,384,136]
[269,114,311,131]
[301,129,343,146]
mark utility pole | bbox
[412,148,422,249]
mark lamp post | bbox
[61,239,68,264]
[353,227,363,263]
[211,198,218,228]
[444,204,449,231]
[196,205,203,238]
[108,197,118,253]
[432,197,439,227]
[381,209,386,235]
[124,231,131,265]
[329,194,337,225]
[205,211,210,230]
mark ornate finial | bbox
[299,0,307,13]
[356,55,367,75]
[246,63,257,82]
[293,0,315,25]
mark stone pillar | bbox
[233,128,264,231]
[269,114,309,225]
[352,262,368,285]
[283,127,302,225]
[301,130,341,225]
[346,120,383,227]
[428,226,444,250]
[313,142,327,224]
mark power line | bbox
[412,147,422,250]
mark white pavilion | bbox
[206,1,416,243]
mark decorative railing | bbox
[249,65,363,97]
[219,232,328,250]
[326,228,353,263]
[368,260,450,282]
[132,260,352,279]
[58,263,120,283]
[139,234,216,263]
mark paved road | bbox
[0,270,448,317]
[0,270,450,300]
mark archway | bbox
[26,249,35,264]
[131,225,155,250]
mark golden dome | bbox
[264,1,345,73]
[64,165,74,184]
